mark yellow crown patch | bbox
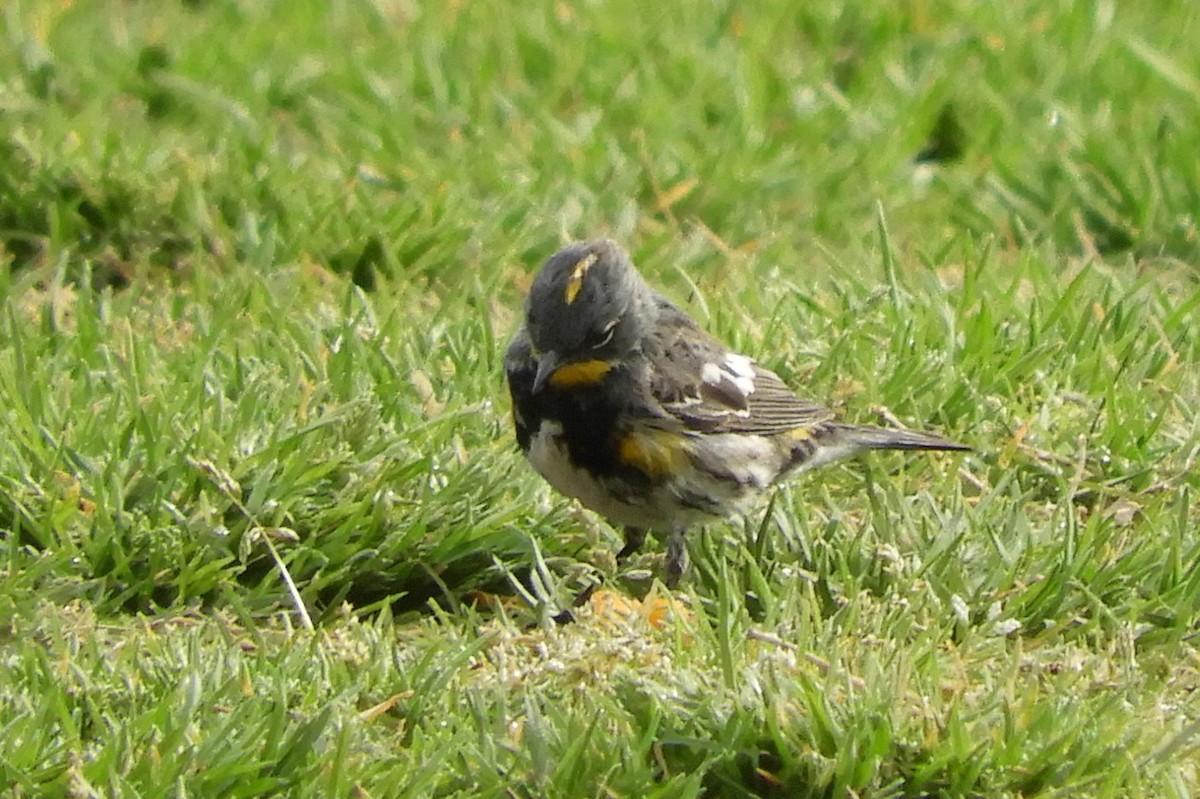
[564,253,599,305]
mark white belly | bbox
[525,421,780,531]
[526,422,658,528]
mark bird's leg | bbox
[617,526,647,562]
[556,567,604,624]
[556,527,647,624]
[664,525,689,588]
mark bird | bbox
[504,238,968,586]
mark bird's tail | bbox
[834,423,970,453]
[786,422,969,475]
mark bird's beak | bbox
[531,351,561,394]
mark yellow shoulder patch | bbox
[618,430,689,479]
[547,359,613,388]
[564,253,598,305]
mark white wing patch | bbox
[723,353,756,388]
[698,352,758,415]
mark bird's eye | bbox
[589,319,618,349]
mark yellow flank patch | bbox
[547,359,613,388]
[563,253,598,305]
[784,426,813,442]
[618,430,689,479]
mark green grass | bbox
[2,0,1199,795]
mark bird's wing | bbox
[643,302,835,435]
[504,328,538,451]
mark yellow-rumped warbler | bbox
[505,239,968,585]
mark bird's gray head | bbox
[524,239,652,392]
